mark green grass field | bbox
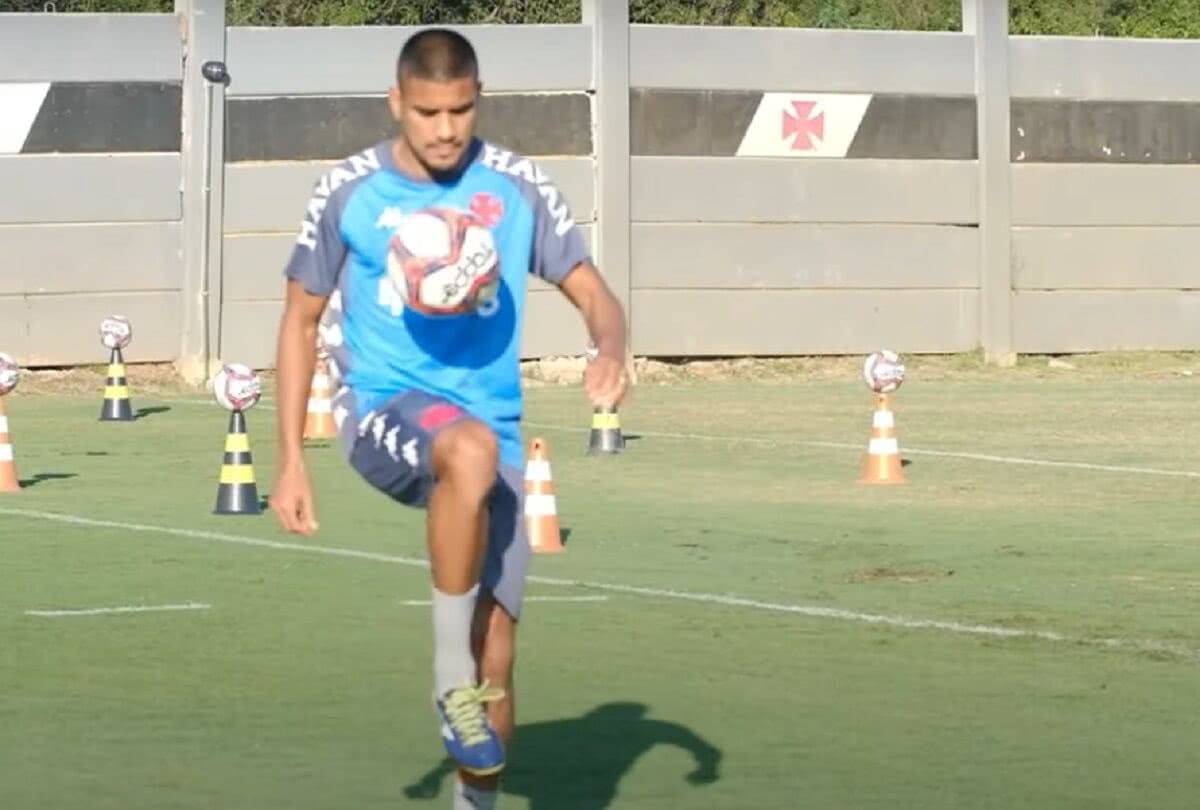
[3,357,1200,809]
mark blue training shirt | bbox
[282,137,592,468]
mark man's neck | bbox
[390,137,471,184]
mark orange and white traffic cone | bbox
[0,397,20,493]
[303,358,337,441]
[524,437,564,553]
[859,392,905,485]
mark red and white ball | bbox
[100,315,133,350]
[863,350,906,394]
[0,352,19,396]
[385,207,501,316]
[212,363,262,412]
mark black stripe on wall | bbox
[631,89,1200,163]
[630,89,762,157]
[631,89,977,159]
[848,95,976,159]
[1013,99,1200,163]
[21,82,181,154]
[14,82,1200,164]
[225,93,592,162]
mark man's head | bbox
[388,28,482,177]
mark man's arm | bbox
[517,159,629,406]
[558,261,629,408]
[275,281,328,474]
[559,260,626,364]
[269,164,353,535]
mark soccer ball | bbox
[0,352,19,396]
[863,350,906,394]
[385,207,500,316]
[100,315,133,350]
[212,363,262,412]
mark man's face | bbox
[389,74,480,174]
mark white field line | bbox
[2,507,1196,664]
[523,422,1200,480]
[167,398,1200,480]
[25,602,211,617]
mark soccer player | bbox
[268,27,628,810]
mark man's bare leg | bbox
[426,419,506,776]
[427,419,496,693]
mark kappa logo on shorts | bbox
[370,413,388,446]
[418,403,464,431]
[382,425,419,467]
[383,425,401,460]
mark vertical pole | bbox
[176,0,227,385]
[581,0,633,356]
[968,0,1015,365]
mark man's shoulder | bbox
[328,140,384,182]
[469,139,579,237]
[471,139,559,189]
[312,143,386,208]
[295,142,389,248]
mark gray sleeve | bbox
[528,174,592,286]
[282,178,349,297]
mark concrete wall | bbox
[0,13,183,366]
[1008,36,1200,353]
[3,1,1200,369]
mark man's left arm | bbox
[525,171,629,407]
[558,261,628,408]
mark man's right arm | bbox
[271,176,350,534]
[274,280,328,472]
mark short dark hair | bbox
[397,28,479,83]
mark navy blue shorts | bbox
[336,387,530,619]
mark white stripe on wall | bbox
[0,83,51,154]
[736,92,873,158]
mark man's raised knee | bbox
[432,419,498,490]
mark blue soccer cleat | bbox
[435,681,506,775]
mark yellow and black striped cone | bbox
[214,409,261,515]
[586,405,625,455]
[99,347,133,421]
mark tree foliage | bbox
[3,0,1200,37]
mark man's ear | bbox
[387,84,403,122]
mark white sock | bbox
[432,583,479,697]
[454,779,498,810]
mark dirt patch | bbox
[526,351,1200,387]
[521,355,588,386]
[10,350,1200,397]
[10,362,193,397]
[7,363,286,399]
[848,567,955,584]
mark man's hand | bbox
[270,462,319,536]
[559,262,629,409]
[584,352,628,409]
